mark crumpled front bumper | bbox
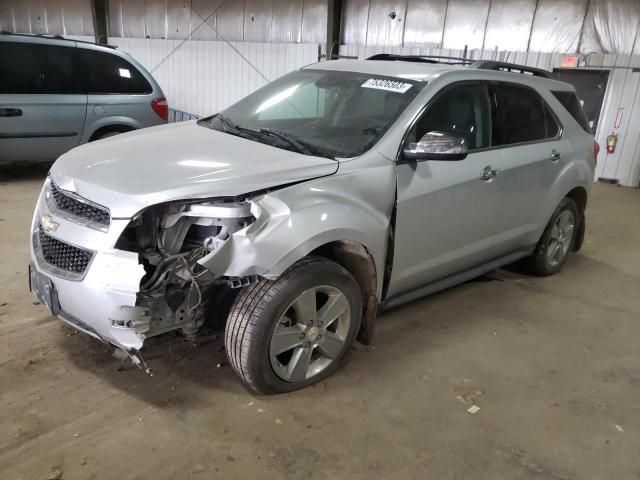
[29,184,147,351]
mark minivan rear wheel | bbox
[522,197,579,276]
[224,257,362,394]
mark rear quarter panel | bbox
[535,86,595,237]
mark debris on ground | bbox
[275,418,283,425]
[467,404,481,415]
[615,424,624,432]
[455,389,484,406]
[47,467,63,480]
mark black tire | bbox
[224,257,362,394]
[522,197,579,276]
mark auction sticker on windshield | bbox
[361,78,413,93]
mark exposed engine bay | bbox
[116,200,257,340]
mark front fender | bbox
[198,175,392,297]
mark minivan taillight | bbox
[151,97,168,121]
[593,140,600,165]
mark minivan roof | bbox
[0,31,117,50]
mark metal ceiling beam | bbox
[91,0,109,44]
[327,0,343,59]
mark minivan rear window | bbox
[0,42,82,94]
[77,49,152,95]
[552,90,592,133]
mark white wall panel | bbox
[615,72,640,186]
[483,0,536,52]
[593,68,628,181]
[403,0,447,47]
[442,0,491,50]
[365,0,407,47]
[110,37,319,117]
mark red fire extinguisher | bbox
[607,132,618,154]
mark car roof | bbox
[0,32,117,51]
[305,58,574,91]
[307,59,463,82]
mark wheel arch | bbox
[565,185,588,214]
[82,115,143,143]
[564,185,588,251]
[88,123,136,142]
[311,240,378,344]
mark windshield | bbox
[198,69,422,159]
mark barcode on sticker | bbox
[362,78,412,93]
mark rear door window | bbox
[77,49,152,94]
[551,90,591,133]
[0,42,81,94]
[491,84,560,146]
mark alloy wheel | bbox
[269,285,352,383]
[546,210,575,267]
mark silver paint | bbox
[30,59,594,354]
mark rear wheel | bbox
[522,197,579,276]
[224,257,362,394]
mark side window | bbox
[410,84,491,151]
[78,49,152,94]
[492,85,560,146]
[0,42,80,94]
[552,90,591,133]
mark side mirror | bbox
[402,131,468,161]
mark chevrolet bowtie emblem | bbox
[41,215,59,233]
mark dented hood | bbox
[50,121,338,218]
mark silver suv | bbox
[29,55,596,394]
[0,33,167,163]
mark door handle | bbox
[480,165,500,182]
[550,149,562,162]
[0,108,23,117]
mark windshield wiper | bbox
[214,113,244,135]
[210,115,313,156]
[258,128,313,156]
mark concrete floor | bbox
[1,163,639,480]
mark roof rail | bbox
[0,31,117,49]
[471,60,551,78]
[367,53,475,65]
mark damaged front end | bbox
[115,199,259,345]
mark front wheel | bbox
[224,257,362,394]
[522,197,579,276]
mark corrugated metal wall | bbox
[110,37,319,117]
[106,0,327,43]
[342,0,640,55]
[0,0,94,36]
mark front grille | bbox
[50,181,110,226]
[38,230,93,275]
